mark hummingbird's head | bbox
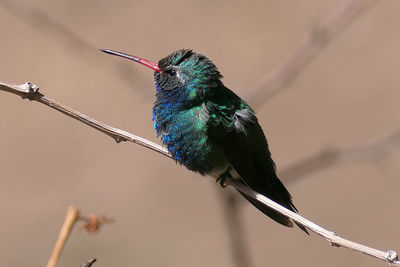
[101,48,222,106]
[155,49,222,101]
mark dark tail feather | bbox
[237,190,309,235]
[294,221,309,235]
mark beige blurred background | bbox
[0,0,399,266]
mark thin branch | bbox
[246,0,380,106]
[0,81,170,158]
[280,129,400,183]
[1,80,398,265]
[226,179,400,265]
[47,206,80,267]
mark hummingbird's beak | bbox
[101,49,161,73]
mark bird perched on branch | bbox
[102,48,307,234]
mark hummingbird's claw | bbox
[216,171,230,188]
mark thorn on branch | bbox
[327,232,341,247]
[329,240,341,247]
[78,214,114,234]
[114,135,129,143]
[114,135,124,143]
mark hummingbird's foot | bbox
[216,169,231,188]
[216,175,227,188]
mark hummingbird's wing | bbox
[206,86,308,234]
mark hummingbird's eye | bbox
[165,68,176,77]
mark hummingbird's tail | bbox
[237,190,309,234]
[228,150,309,234]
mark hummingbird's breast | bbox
[153,103,228,175]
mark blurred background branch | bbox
[246,0,380,106]
[280,129,400,183]
[217,188,252,267]
[0,0,147,91]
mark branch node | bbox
[20,81,40,100]
[386,250,398,263]
[27,81,40,93]
[327,232,341,247]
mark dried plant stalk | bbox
[47,206,80,267]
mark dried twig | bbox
[47,206,80,267]
[0,81,169,157]
[1,80,398,265]
[246,0,380,106]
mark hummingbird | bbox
[102,48,308,234]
